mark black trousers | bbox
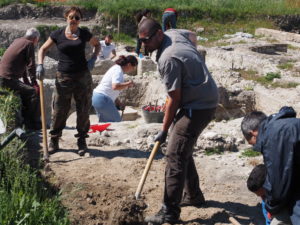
[0,77,40,130]
[163,108,216,215]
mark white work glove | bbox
[36,64,45,80]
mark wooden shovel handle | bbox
[39,80,49,162]
[229,217,241,225]
[135,141,160,199]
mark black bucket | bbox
[142,106,164,123]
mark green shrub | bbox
[0,88,69,225]
[264,72,281,81]
[0,89,21,132]
[36,25,60,44]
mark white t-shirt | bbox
[94,64,124,101]
[98,40,116,60]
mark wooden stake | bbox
[117,14,120,38]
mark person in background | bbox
[0,28,41,131]
[98,34,116,60]
[135,9,151,56]
[37,6,100,156]
[241,107,300,225]
[247,164,271,225]
[92,55,137,122]
[162,7,178,32]
[138,19,219,224]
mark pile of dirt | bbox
[108,197,147,225]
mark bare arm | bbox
[38,37,55,64]
[111,49,117,60]
[188,31,197,47]
[89,36,100,58]
[162,88,181,132]
[112,80,133,90]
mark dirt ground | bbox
[39,115,265,225]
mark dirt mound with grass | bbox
[109,197,147,225]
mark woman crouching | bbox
[92,55,137,122]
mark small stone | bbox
[202,131,218,140]
[196,27,205,33]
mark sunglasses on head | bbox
[68,15,81,21]
[139,30,158,43]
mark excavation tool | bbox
[39,79,49,162]
[229,216,241,225]
[135,141,160,199]
[0,118,26,150]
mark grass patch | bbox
[272,81,299,88]
[277,62,294,70]
[238,70,285,87]
[204,147,224,156]
[0,89,21,131]
[2,1,300,22]
[0,88,70,225]
[244,85,254,91]
[112,32,136,45]
[240,148,261,157]
[68,0,300,18]
[195,19,275,46]
[0,47,6,57]
[288,44,300,50]
[36,24,60,43]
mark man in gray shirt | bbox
[138,19,219,224]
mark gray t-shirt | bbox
[156,29,219,110]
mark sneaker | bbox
[77,137,87,156]
[180,192,205,208]
[49,138,59,154]
[145,207,179,225]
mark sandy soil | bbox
[42,116,265,225]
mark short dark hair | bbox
[115,55,138,67]
[241,111,267,140]
[142,9,151,16]
[106,34,113,40]
[247,164,267,192]
[64,6,83,19]
[138,18,162,35]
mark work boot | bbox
[77,137,87,156]
[49,138,59,154]
[180,191,205,208]
[145,205,180,225]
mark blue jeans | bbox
[162,12,177,32]
[92,92,121,122]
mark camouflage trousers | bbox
[49,70,92,138]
